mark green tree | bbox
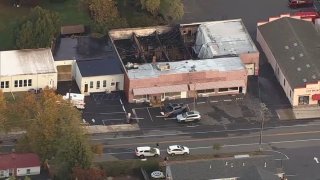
[140,0,160,16]
[15,89,93,179]
[159,0,184,21]
[86,0,127,31]
[15,6,60,49]
[0,90,7,133]
[72,166,106,180]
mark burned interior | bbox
[112,24,201,69]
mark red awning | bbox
[312,94,320,100]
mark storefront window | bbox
[298,96,309,105]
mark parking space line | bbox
[132,109,139,123]
[98,112,126,115]
[133,106,159,110]
[102,119,124,121]
[119,99,127,113]
[146,107,154,122]
[224,99,232,102]
[197,101,206,104]
[210,100,218,103]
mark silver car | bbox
[176,111,201,123]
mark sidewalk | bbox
[276,106,320,120]
[85,124,140,134]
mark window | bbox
[290,90,292,97]
[0,82,4,88]
[218,88,228,92]
[14,80,18,87]
[103,80,107,87]
[96,81,100,89]
[19,80,22,87]
[5,81,9,88]
[0,170,4,177]
[26,169,30,174]
[229,87,238,91]
[28,79,32,86]
[90,81,93,88]
[283,79,286,86]
[298,96,309,105]
[111,82,115,86]
[24,80,27,87]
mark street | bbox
[90,120,320,178]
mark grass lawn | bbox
[0,0,91,50]
[117,0,166,28]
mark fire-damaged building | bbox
[109,19,259,103]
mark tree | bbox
[91,144,104,156]
[72,166,106,180]
[0,90,7,133]
[15,6,60,49]
[86,0,127,31]
[15,89,93,179]
[140,0,160,16]
[159,0,184,21]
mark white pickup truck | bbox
[62,93,85,109]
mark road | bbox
[91,120,320,160]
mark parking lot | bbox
[132,94,277,129]
[82,92,128,126]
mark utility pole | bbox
[193,83,197,111]
[259,103,267,151]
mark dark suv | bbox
[163,103,188,118]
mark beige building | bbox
[0,48,57,93]
[53,36,124,94]
[74,58,124,94]
[257,17,320,107]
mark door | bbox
[116,82,120,90]
[84,84,88,93]
[245,63,255,75]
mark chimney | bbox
[152,56,156,64]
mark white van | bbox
[63,93,85,109]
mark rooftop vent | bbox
[157,63,170,71]
[312,75,317,79]
[293,42,298,47]
[285,46,289,49]
[299,53,304,57]
[189,65,196,72]
[303,78,307,83]
[297,67,301,71]
[306,64,311,68]
[290,56,295,60]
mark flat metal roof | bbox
[0,48,56,76]
[194,19,258,58]
[128,57,245,79]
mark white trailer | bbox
[63,93,85,109]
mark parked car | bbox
[162,103,188,117]
[135,146,160,158]
[176,111,201,123]
[167,145,190,156]
[288,0,313,8]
